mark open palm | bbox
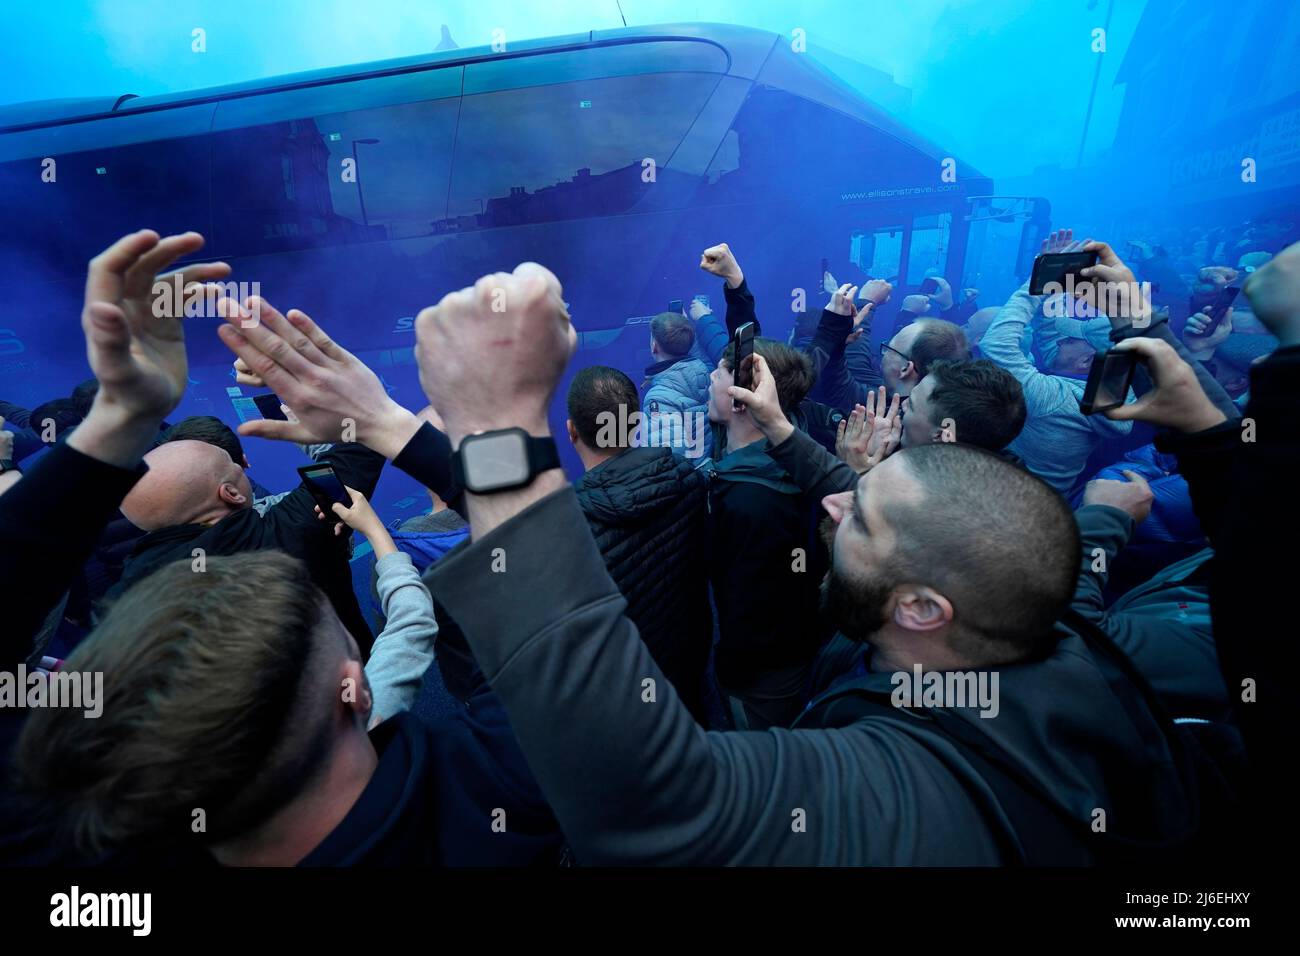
[82,230,230,420]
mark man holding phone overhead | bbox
[112,296,388,656]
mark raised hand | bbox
[1243,238,1300,349]
[415,263,575,446]
[1101,337,1227,433]
[1077,239,1151,324]
[1182,310,1234,354]
[726,352,793,446]
[860,278,893,305]
[217,297,419,458]
[828,283,859,317]
[1041,228,1082,255]
[82,229,229,424]
[699,242,744,289]
[835,388,902,473]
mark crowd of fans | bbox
[0,218,1294,866]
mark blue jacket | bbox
[642,355,712,463]
[1093,444,1203,545]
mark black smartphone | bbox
[1080,348,1140,415]
[669,298,683,314]
[1199,286,1240,335]
[1029,250,1099,296]
[919,276,941,296]
[252,392,288,421]
[298,463,352,514]
[731,321,756,411]
[820,257,829,281]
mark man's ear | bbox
[565,419,579,448]
[340,658,372,725]
[217,482,248,506]
[891,586,953,633]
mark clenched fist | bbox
[699,242,744,289]
[414,263,575,446]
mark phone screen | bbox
[732,322,756,410]
[299,464,351,509]
[1081,349,1138,414]
[253,393,288,421]
[919,277,941,296]
[669,298,683,314]
[1029,251,1100,296]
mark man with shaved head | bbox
[111,431,385,653]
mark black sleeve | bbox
[802,308,873,411]
[1153,420,1239,543]
[392,422,467,520]
[766,427,860,500]
[262,442,387,545]
[724,277,760,338]
[0,442,146,665]
[1208,345,1300,795]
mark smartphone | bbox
[297,463,352,514]
[252,392,288,421]
[731,321,756,412]
[1079,348,1140,415]
[919,276,941,296]
[820,257,829,281]
[1199,286,1240,336]
[669,298,683,314]
[1029,250,1099,296]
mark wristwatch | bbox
[0,459,18,475]
[451,429,560,494]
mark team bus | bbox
[0,22,1045,490]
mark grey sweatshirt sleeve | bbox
[428,486,988,865]
[980,285,1057,395]
[365,551,438,723]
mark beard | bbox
[819,561,893,644]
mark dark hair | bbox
[650,311,695,359]
[879,443,1079,660]
[925,359,1027,452]
[29,398,83,439]
[158,416,246,465]
[566,365,640,450]
[722,337,814,416]
[70,379,99,418]
[909,319,970,377]
[13,551,339,854]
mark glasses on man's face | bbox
[880,341,911,362]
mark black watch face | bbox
[463,431,531,492]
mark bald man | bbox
[109,437,385,653]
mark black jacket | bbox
[706,438,831,695]
[574,447,711,720]
[109,442,385,654]
[427,477,1209,864]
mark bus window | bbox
[906,212,951,286]
[851,227,904,282]
[447,71,717,227]
[210,97,459,255]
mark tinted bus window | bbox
[446,72,719,228]
[210,97,459,256]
